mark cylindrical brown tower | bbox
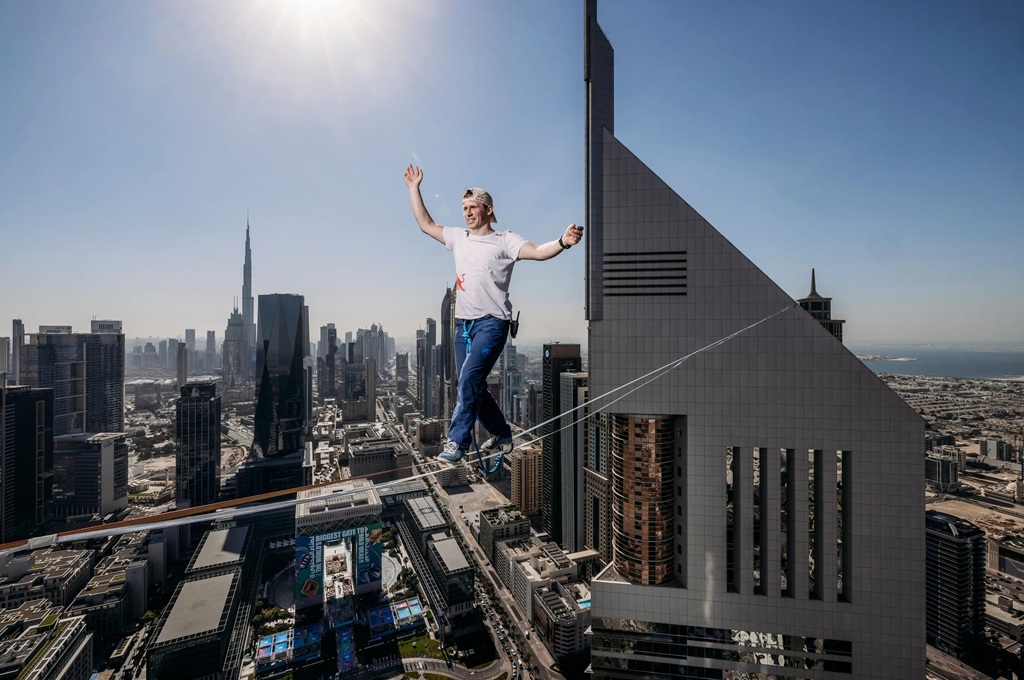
[611,414,675,585]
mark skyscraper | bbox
[584,2,924,677]
[526,383,539,428]
[252,294,308,458]
[205,330,216,372]
[500,343,518,417]
[52,432,128,519]
[11,319,24,384]
[559,371,588,552]
[798,269,846,343]
[541,343,581,546]
[440,287,456,416]
[395,352,409,395]
[509,444,543,516]
[185,329,196,354]
[365,357,377,422]
[302,305,313,430]
[0,337,9,377]
[925,510,986,659]
[0,384,53,542]
[415,329,426,412]
[319,324,336,362]
[19,329,125,436]
[176,342,188,389]
[176,382,221,508]
[317,324,339,402]
[424,319,437,418]
[243,221,255,379]
[223,308,246,387]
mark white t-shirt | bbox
[443,226,528,320]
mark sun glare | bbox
[279,0,364,43]
[190,0,424,112]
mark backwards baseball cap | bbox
[463,187,498,223]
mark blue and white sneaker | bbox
[481,434,514,452]
[437,440,466,464]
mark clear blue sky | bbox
[2,0,1022,347]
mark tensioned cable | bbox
[473,303,796,468]
[0,304,794,555]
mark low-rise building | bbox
[533,581,591,661]
[404,497,449,555]
[0,550,93,610]
[147,569,241,680]
[401,412,423,438]
[433,462,468,488]
[987,592,1024,642]
[512,548,575,621]
[416,420,444,458]
[295,479,381,536]
[349,442,410,484]
[988,535,1024,580]
[499,538,577,621]
[426,537,474,620]
[933,444,967,472]
[926,455,960,493]
[67,570,133,643]
[479,505,530,562]
[494,537,535,590]
[980,438,1014,462]
[185,525,250,578]
[376,478,429,516]
[925,434,956,452]
[0,613,93,680]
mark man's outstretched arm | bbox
[404,164,445,245]
[517,224,584,261]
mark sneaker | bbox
[481,434,514,451]
[438,441,466,464]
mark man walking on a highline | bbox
[404,164,583,464]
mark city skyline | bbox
[2,1,1022,347]
[0,4,1020,679]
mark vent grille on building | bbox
[603,251,687,297]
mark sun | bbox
[272,0,367,45]
[178,0,429,111]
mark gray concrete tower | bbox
[585,2,925,678]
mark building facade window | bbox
[838,450,850,601]
[781,448,794,597]
[610,415,675,585]
[809,449,821,599]
[726,446,738,592]
[753,446,765,595]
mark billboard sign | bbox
[295,523,384,610]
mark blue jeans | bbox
[448,316,512,450]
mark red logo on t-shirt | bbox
[455,273,466,292]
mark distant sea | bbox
[849,345,1024,380]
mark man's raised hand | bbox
[404,164,424,188]
[563,224,584,247]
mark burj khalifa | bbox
[243,219,255,379]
